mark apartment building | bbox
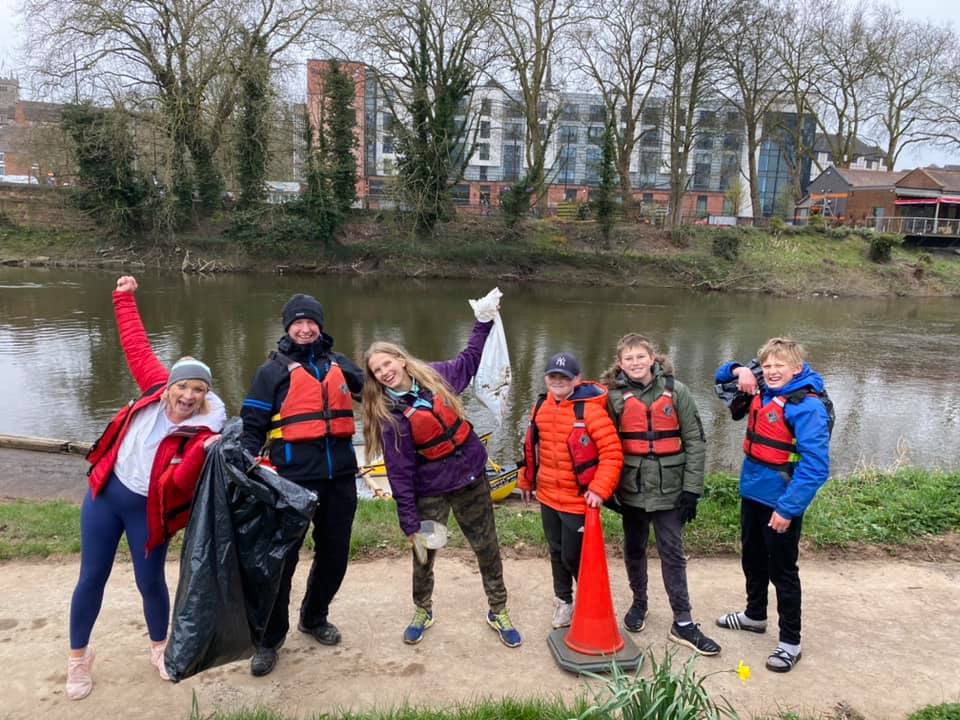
[306,60,824,219]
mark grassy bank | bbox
[2,468,958,561]
[3,214,960,298]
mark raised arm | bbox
[112,276,168,392]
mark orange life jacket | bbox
[743,394,798,469]
[524,395,599,494]
[617,376,682,456]
[268,357,355,442]
[403,394,472,462]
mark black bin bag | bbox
[165,418,317,681]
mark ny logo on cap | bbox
[555,356,566,367]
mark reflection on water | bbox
[1,266,958,475]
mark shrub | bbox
[768,216,785,233]
[712,230,741,261]
[808,213,827,232]
[868,232,903,263]
[907,704,960,720]
[670,225,692,247]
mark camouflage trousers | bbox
[413,477,507,613]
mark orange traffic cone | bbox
[564,506,624,655]
[547,505,642,673]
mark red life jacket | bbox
[743,394,798,469]
[86,382,165,475]
[268,356,355,442]
[402,394,472,462]
[567,401,599,492]
[524,395,599,494]
[617,376,682,456]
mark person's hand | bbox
[115,276,138,293]
[584,489,603,508]
[676,491,700,524]
[521,488,534,504]
[469,287,502,323]
[768,511,792,533]
[203,434,221,450]
[735,366,758,394]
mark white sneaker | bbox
[552,597,573,628]
[66,646,95,700]
[150,641,171,681]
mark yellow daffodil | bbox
[737,660,751,683]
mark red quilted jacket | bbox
[86,292,220,554]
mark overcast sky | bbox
[1,0,958,169]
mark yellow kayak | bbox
[357,433,519,502]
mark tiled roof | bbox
[832,167,907,187]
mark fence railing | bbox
[870,216,960,236]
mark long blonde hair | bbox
[600,333,672,386]
[361,341,467,459]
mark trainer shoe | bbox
[66,646,95,700]
[403,607,434,645]
[486,609,523,648]
[552,597,573,629]
[150,641,171,681]
[669,622,722,656]
[250,645,279,677]
[298,620,341,646]
[623,603,647,633]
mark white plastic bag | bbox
[469,289,511,425]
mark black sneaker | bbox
[669,622,721,656]
[298,620,341,646]
[250,646,279,676]
[623,603,647,633]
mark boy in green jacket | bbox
[603,333,720,656]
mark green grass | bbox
[2,468,958,561]
[908,705,960,720]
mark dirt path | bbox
[3,551,959,720]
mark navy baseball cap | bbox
[544,352,581,379]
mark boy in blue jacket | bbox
[714,337,831,673]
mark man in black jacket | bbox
[241,293,363,677]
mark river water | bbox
[1,266,958,475]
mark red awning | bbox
[895,196,960,205]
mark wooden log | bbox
[0,434,91,455]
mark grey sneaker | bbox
[552,597,573,629]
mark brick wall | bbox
[0,184,96,231]
[846,188,898,224]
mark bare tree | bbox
[23,0,326,211]
[771,0,820,203]
[341,0,494,231]
[573,0,664,208]
[660,0,733,227]
[928,47,960,152]
[716,0,785,218]
[867,6,954,169]
[810,0,881,169]
[491,0,587,209]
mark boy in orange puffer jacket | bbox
[520,352,624,630]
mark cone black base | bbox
[546,628,643,674]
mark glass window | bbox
[481,98,492,116]
[640,128,659,148]
[505,123,524,142]
[561,103,579,121]
[723,132,740,151]
[642,192,654,204]
[478,143,490,161]
[697,195,708,216]
[565,188,578,201]
[559,125,579,144]
[537,101,548,120]
[479,166,488,181]
[585,146,601,184]
[382,135,395,155]
[588,104,605,122]
[480,120,491,139]
[587,125,604,144]
[505,101,525,119]
[451,183,470,204]
[642,107,661,126]
[696,132,713,150]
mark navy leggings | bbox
[69,476,169,649]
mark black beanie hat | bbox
[282,293,325,331]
